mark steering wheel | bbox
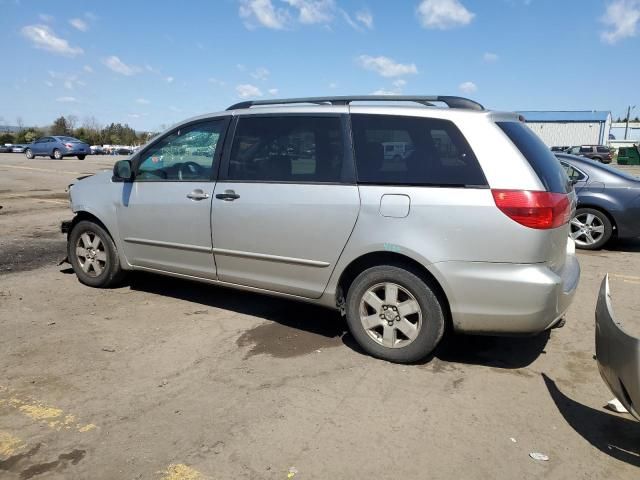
[178,161,204,180]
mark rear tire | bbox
[592,156,602,163]
[68,220,126,288]
[345,265,445,363]
[25,148,34,159]
[570,207,613,250]
[53,149,62,160]
[77,155,86,160]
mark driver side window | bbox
[136,120,225,182]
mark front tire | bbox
[68,220,126,288]
[25,148,34,159]
[53,148,62,160]
[570,207,613,250]
[345,265,445,363]
[77,155,86,160]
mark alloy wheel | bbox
[570,213,605,247]
[359,282,422,348]
[75,231,107,277]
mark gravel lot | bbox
[1,152,640,479]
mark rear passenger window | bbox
[228,116,347,183]
[351,114,487,187]
[596,146,610,153]
[580,146,593,153]
[496,122,571,194]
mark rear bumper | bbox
[435,240,580,334]
[595,275,640,421]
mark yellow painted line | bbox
[611,273,640,281]
[0,164,88,175]
[0,430,25,457]
[623,279,640,285]
[160,464,205,480]
[0,387,97,433]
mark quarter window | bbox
[351,114,486,187]
[136,120,225,182]
[560,162,586,181]
[228,116,347,183]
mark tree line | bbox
[0,116,154,146]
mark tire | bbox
[49,155,55,159]
[77,155,86,160]
[68,220,126,288]
[345,265,445,363]
[591,156,602,163]
[53,149,62,160]
[570,207,613,250]
[25,148,34,159]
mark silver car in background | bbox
[62,95,580,363]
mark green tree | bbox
[0,133,15,144]
[50,116,70,136]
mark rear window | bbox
[596,146,611,153]
[496,122,571,193]
[351,114,487,187]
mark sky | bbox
[1,0,639,132]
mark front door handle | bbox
[186,189,210,201]
[215,190,240,201]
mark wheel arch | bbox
[68,210,131,269]
[336,251,452,328]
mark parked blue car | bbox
[555,153,640,249]
[25,136,91,160]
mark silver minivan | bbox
[62,96,580,363]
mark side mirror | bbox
[113,159,134,182]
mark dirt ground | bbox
[1,152,640,480]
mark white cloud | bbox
[166,76,174,83]
[251,67,270,80]
[341,8,373,30]
[285,0,335,24]
[329,82,338,88]
[85,12,98,21]
[21,25,83,57]
[236,84,263,98]
[103,56,141,76]
[483,52,498,62]
[356,9,374,29]
[459,81,477,93]
[136,98,150,104]
[268,88,279,95]
[70,18,89,32]
[357,55,418,77]
[239,0,289,29]
[56,96,77,103]
[371,89,397,95]
[417,0,475,29]
[44,80,53,87]
[600,0,640,44]
[38,14,54,22]
[392,79,407,88]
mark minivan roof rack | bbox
[226,95,485,111]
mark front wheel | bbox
[570,208,613,250]
[77,155,86,160]
[68,220,126,288]
[346,265,445,363]
[53,148,62,160]
[25,148,34,159]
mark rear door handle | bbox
[215,190,240,201]
[186,189,210,200]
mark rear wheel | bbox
[68,220,126,288]
[25,148,34,159]
[592,156,602,163]
[570,208,612,250]
[53,149,62,160]
[77,155,86,160]
[346,265,445,363]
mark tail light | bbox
[492,189,571,229]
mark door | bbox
[116,118,229,278]
[211,113,359,298]
[32,137,47,154]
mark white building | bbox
[517,111,612,147]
